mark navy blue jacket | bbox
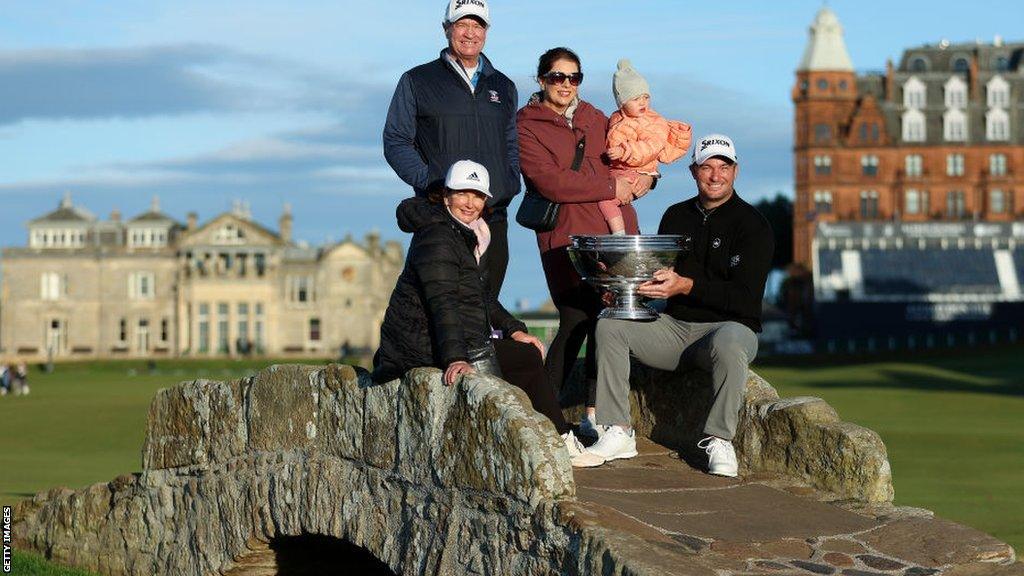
[383,50,520,219]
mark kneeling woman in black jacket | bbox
[373,160,601,468]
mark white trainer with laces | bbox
[561,430,606,468]
[578,413,605,439]
[697,436,738,477]
[586,425,638,461]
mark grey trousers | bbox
[594,314,758,440]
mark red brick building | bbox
[792,8,1024,267]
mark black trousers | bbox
[545,281,603,407]
[493,339,570,435]
[485,218,509,299]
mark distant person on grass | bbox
[586,134,774,477]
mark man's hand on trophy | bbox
[637,268,693,299]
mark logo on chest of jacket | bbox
[730,254,741,267]
[489,90,501,103]
[712,238,721,249]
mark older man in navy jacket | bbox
[383,0,520,299]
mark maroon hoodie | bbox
[517,98,640,295]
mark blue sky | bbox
[2,1,1021,308]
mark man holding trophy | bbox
[586,134,775,477]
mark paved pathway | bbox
[571,438,1022,576]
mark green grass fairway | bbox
[1,349,1021,573]
[756,345,1024,553]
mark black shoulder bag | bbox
[516,134,586,232]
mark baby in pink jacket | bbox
[602,59,692,234]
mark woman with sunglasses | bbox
[517,47,654,445]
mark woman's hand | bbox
[631,174,655,200]
[510,330,546,359]
[614,177,636,206]
[444,361,475,386]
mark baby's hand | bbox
[607,145,626,161]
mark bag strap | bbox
[570,134,586,172]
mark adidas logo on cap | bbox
[444,160,492,197]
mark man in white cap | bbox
[587,134,774,477]
[383,0,519,300]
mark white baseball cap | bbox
[444,0,490,27]
[692,133,738,166]
[445,160,492,197]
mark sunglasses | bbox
[541,72,584,86]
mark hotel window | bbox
[813,155,832,175]
[905,189,929,215]
[198,303,210,353]
[814,124,831,143]
[944,76,967,108]
[946,154,965,177]
[901,109,925,142]
[309,318,322,342]
[288,275,316,303]
[952,57,970,74]
[990,190,1007,214]
[943,108,967,141]
[987,76,1009,108]
[859,190,879,220]
[118,318,127,343]
[905,155,923,177]
[990,154,1007,176]
[128,272,155,300]
[910,57,928,73]
[217,303,230,353]
[813,191,833,213]
[254,303,265,352]
[860,155,879,176]
[986,109,1009,141]
[946,191,966,219]
[237,303,250,348]
[160,318,169,343]
[40,272,65,301]
[903,77,926,108]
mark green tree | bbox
[754,193,793,268]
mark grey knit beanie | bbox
[613,59,650,108]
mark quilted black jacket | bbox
[372,197,526,383]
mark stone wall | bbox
[560,364,894,503]
[15,362,896,575]
[15,364,690,576]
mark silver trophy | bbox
[568,234,690,321]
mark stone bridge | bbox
[12,363,1022,575]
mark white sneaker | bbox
[561,430,606,468]
[587,425,638,461]
[698,436,738,477]
[578,413,605,439]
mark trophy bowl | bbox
[568,234,691,321]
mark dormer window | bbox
[213,224,245,244]
[903,77,926,109]
[987,76,1009,109]
[30,228,86,248]
[910,57,928,72]
[952,56,970,73]
[128,228,168,248]
[944,76,967,109]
